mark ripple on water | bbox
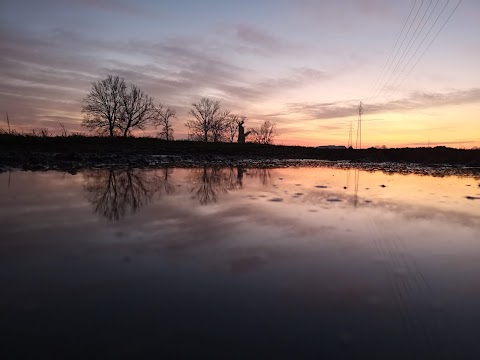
[315,185,329,189]
[269,198,284,202]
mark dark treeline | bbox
[81,75,276,144]
[1,133,479,169]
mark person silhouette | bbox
[237,120,250,144]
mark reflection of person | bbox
[236,166,244,187]
[237,120,251,144]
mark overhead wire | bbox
[373,0,427,101]
[383,0,462,103]
[364,0,419,103]
[378,0,448,102]
[363,0,461,112]
[379,0,435,98]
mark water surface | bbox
[1,166,479,359]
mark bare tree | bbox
[250,120,277,144]
[185,98,221,142]
[155,104,176,141]
[118,84,156,137]
[59,122,67,137]
[211,110,230,142]
[225,114,242,143]
[82,75,126,137]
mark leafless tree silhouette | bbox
[250,120,277,144]
[225,114,242,143]
[118,84,156,137]
[210,110,230,142]
[155,104,177,141]
[185,98,222,142]
[82,75,126,137]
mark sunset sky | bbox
[1,0,479,148]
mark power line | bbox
[364,0,419,103]
[383,0,461,103]
[381,0,435,97]
[373,0,426,101]
[364,0,461,112]
[379,0,448,101]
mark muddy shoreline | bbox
[1,152,479,178]
[1,136,479,176]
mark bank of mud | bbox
[1,135,479,176]
[0,151,479,178]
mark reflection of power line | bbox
[346,167,465,356]
[345,168,351,190]
[367,212,460,357]
[353,168,359,208]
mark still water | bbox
[1,166,479,359]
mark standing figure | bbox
[237,120,251,144]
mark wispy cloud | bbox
[225,24,302,55]
[0,25,332,132]
[46,0,155,16]
[285,88,480,120]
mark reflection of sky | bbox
[1,167,480,356]
[1,167,479,258]
[0,0,479,147]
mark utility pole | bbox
[6,112,11,134]
[355,102,363,149]
[347,120,353,148]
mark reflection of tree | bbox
[83,169,163,221]
[188,167,242,205]
[246,168,272,186]
[188,167,273,205]
[161,167,175,195]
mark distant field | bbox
[0,133,479,170]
